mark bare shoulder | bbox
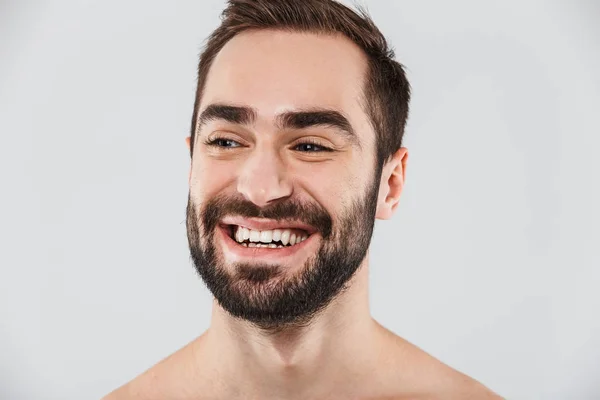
[376,324,503,399]
[101,335,208,400]
[426,367,504,399]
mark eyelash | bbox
[204,137,334,153]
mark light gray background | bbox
[1,1,598,399]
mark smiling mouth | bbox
[225,224,310,248]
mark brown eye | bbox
[293,142,333,152]
[206,138,242,148]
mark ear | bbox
[375,147,408,220]
[185,136,192,185]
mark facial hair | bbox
[186,174,380,333]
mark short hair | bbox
[189,0,411,169]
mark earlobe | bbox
[375,148,408,220]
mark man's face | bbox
[187,30,383,330]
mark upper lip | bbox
[220,216,318,234]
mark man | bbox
[105,0,501,398]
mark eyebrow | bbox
[197,103,360,146]
[198,104,257,127]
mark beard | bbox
[186,173,380,332]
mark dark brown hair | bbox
[189,0,411,168]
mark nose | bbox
[236,146,293,207]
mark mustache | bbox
[190,192,333,239]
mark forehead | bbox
[200,30,372,136]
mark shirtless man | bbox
[104,1,502,398]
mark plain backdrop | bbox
[1,0,598,399]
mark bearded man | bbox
[104,1,501,399]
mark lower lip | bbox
[217,225,316,260]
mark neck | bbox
[202,258,384,397]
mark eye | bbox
[205,137,242,149]
[293,141,333,153]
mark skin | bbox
[103,30,502,400]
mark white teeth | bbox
[280,230,290,246]
[249,230,260,243]
[233,225,309,247]
[260,230,273,243]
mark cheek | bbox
[297,161,362,215]
[190,157,236,197]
